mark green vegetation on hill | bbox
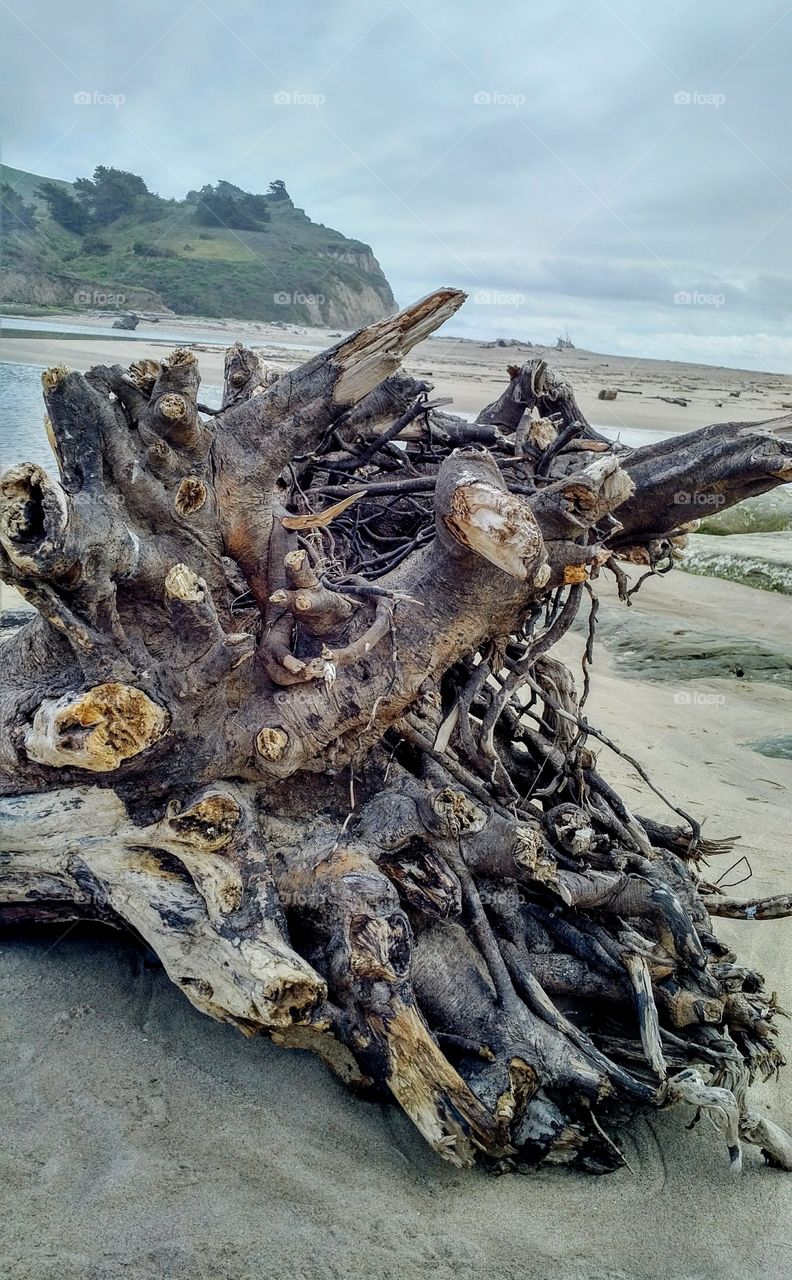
[0,164,396,326]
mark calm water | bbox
[0,315,327,352]
[0,360,223,472]
[1,361,59,471]
[0,314,331,472]
[0,315,215,344]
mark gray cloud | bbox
[2,0,791,369]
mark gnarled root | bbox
[2,290,792,1175]
[0,787,325,1030]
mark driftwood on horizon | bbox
[2,288,792,1174]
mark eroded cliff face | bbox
[318,245,385,274]
[310,246,396,323]
[0,269,167,312]
[1,265,395,328]
[330,279,396,324]
[299,278,396,326]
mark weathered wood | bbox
[2,289,792,1175]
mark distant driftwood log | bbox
[112,312,140,330]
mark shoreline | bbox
[4,311,792,432]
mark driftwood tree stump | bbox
[3,288,792,1173]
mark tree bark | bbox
[2,288,792,1174]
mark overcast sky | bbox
[2,0,791,370]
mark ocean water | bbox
[0,315,215,344]
[0,359,222,472]
[1,314,327,352]
[683,531,792,596]
[748,733,792,760]
[1,360,54,471]
[0,313,324,471]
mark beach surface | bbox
[4,307,792,432]
[2,319,792,1280]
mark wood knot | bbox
[256,726,289,761]
[432,787,487,835]
[175,476,207,516]
[349,912,411,981]
[165,563,205,603]
[167,792,242,851]
[25,683,169,772]
[158,393,189,421]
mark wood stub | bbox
[144,348,203,448]
[444,479,547,583]
[0,463,71,577]
[435,451,549,585]
[221,342,279,408]
[332,288,466,406]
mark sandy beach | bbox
[5,308,792,433]
[2,322,792,1279]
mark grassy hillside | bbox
[0,165,396,326]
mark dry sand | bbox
[2,321,792,1280]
